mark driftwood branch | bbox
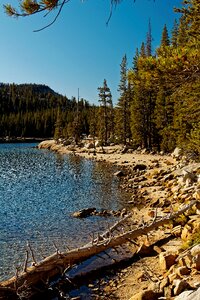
[27,242,37,266]
[0,200,198,294]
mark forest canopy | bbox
[1,0,200,156]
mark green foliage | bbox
[0,83,91,140]
[161,24,170,46]
[188,231,200,247]
[20,0,40,14]
[2,0,200,155]
[97,79,113,145]
[128,0,200,154]
[115,55,132,145]
[4,0,122,18]
[146,19,153,57]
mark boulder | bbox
[159,277,169,291]
[193,190,200,201]
[176,266,190,277]
[181,170,197,186]
[173,279,190,296]
[133,164,147,172]
[193,254,200,271]
[174,287,200,300]
[159,252,177,271]
[172,147,183,159]
[164,286,172,298]
[191,244,200,257]
[171,225,182,237]
[183,254,193,269]
[168,272,180,284]
[94,140,100,147]
[181,224,193,241]
[37,140,56,149]
[129,290,162,300]
[85,142,94,149]
[121,145,129,154]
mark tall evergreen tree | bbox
[157,24,170,57]
[161,24,170,46]
[132,48,139,72]
[115,54,132,145]
[177,15,189,46]
[140,42,146,58]
[146,19,153,56]
[171,19,179,47]
[97,79,113,145]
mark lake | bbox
[0,143,130,280]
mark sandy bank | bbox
[38,139,176,169]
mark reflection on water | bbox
[0,143,130,280]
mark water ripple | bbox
[0,143,129,280]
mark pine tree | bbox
[177,15,189,46]
[54,108,63,140]
[97,79,113,145]
[115,54,132,145]
[157,24,170,57]
[171,19,179,48]
[140,42,146,58]
[146,19,153,57]
[132,48,139,72]
[161,24,170,47]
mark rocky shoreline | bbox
[37,140,200,300]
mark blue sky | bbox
[0,0,182,104]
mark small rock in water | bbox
[72,207,96,218]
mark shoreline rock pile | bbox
[37,140,200,299]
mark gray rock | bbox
[174,286,200,300]
[159,252,177,270]
[172,147,183,159]
[85,142,94,149]
[173,279,190,296]
[191,244,200,256]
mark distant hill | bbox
[0,83,90,139]
[0,82,59,95]
[17,83,60,97]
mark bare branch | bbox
[33,0,69,32]
[27,242,37,266]
[23,250,29,273]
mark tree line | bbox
[94,0,200,155]
[0,0,199,154]
[0,83,90,138]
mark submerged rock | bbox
[72,208,96,218]
[71,208,127,218]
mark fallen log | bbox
[0,200,198,296]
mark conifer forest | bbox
[0,0,199,155]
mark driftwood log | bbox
[0,199,198,296]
